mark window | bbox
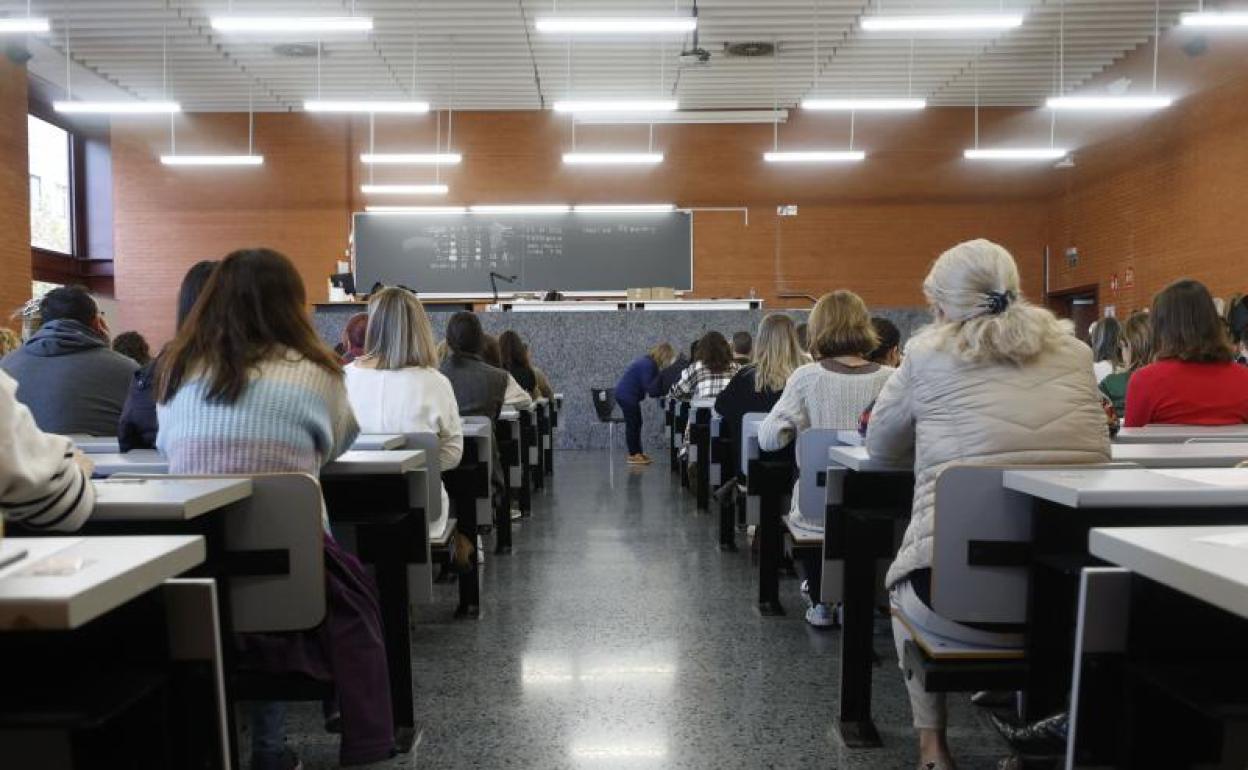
[28,114,73,254]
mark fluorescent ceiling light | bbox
[211,16,373,33]
[365,206,467,214]
[553,100,678,114]
[574,204,676,213]
[161,154,264,166]
[360,153,462,165]
[304,100,429,114]
[763,150,866,163]
[803,98,926,111]
[964,148,1068,161]
[54,100,181,114]
[575,109,787,125]
[1046,95,1173,111]
[861,14,1024,31]
[563,152,664,165]
[0,18,50,33]
[1181,12,1248,28]
[360,184,449,195]
[535,17,696,34]
[470,205,570,215]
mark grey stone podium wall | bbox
[313,306,929,450]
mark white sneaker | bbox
[510,507,522,521]
[805,603,837,628]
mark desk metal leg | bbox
[835,511,883,748]
[372,560,417,751]
[718,493,737,552]
[757,478,785,616]
[693,425,711,511]
[496,456,513,555]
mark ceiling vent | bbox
[273,43,320,58]
[723,41,775,58]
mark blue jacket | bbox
[615,355,658,405]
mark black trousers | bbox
[619,399,643,455]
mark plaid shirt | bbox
[668,361,740,401]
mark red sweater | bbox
[1123,359,1248,428]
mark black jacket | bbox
[648,354,690,398]
[713,365,787,477]
[118,360,159,452]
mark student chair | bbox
[590,388,626,454]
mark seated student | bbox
[614,342,677,465]
[0,327,20,357]
[482,334,533,408]
[868,317,903,367]
[1099,311,1151,415]
[866,239,1109,770]
[795,321,813,362]
[731,330,753,365]
[1124,279,1248,427]
[648,342,693,398]
[714,314,803,474]
[0,286,137,436]
[668,331,739,402]
[339,312,368,364]
[0,370,95,531]
[1090,315,1123,383]
[118,262,216,452]
[498,330,550,399]
[344,287,463,539]
[155,248,392,770]
[1228,294,1248,364]
[759,291,894,627]
[111,331,151,367]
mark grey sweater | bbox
[0,319,139,436]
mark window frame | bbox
[26,102,84,260]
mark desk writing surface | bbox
[827,446,912,473]
[1090,526,1248,620]
[90,450,169,477]
[1115,425,1248,444]
[92,477,253,521]
[1111,442,1248,468]
[0,535,205,630]
[1002,468,1248,508]
[691,398,716,411]
[462,422,492,439]
[322,450,426,476]
[500,409,519,421]
[351,434,406,451]
[69,435,121,454]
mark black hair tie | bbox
[980,290,1015,316]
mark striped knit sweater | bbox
[156,351,358,476]
[0,371,94,531]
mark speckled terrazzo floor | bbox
[280,451,1014,769]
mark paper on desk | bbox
[1194,531,1248,550]
[1151,468,1248,488]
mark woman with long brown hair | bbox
[156,248,393,770]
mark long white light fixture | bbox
[964,148,1068,161]
[361,184,449,195]
[763,150,865,163]
[54,100,181,114]
[575,109,786,125]
[470,205,570,215]
[366,206,467,214]
[1181,12,1248,27]
[535,17,696,34]
[0,18,50,33]
[553,99,677,114]
[1046,95,1172,111]
[360,153,462,165]
[305,100,429,114]
[563,152,664,165]
[211,16,373,33]
[574,204,676,213]
[161,154,264,166]
[803,98,926,111]
[861,14,1024,31]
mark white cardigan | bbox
[0,371,94,531]
[344,364,464,538]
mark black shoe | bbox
[972,690,1017,708]
[989,711,1068,755]
[251,748,302,770]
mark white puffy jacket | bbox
[866,329,1111,589]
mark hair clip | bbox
[980,290,1015,315]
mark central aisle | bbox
[292,451,1007,769]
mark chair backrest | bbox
[796,428,846,528]
[740,412,769,478]
[931,462,1136,625]
[400,431,443,527]
[591,388,618,422]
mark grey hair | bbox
[363,287,440,370]
[918,239,1072,365]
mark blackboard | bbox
[352,211,693,295]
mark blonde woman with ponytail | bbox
[866,239,1109,770]
[714,314,804,472]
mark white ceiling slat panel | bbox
[8,0,1198,111]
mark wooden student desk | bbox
[1114,424,1248,444]
[1110,442,1248,467]
[1067,526,1248,768]
[91,477,254,522]
[90,450,169,477]
[1001,467,1248,720]
[69,434,121,454]
[823,445,915,749]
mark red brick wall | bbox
[0,57,31,331]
